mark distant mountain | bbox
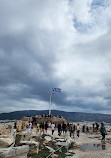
[0,110,111,123]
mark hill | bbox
[0,110,111,123]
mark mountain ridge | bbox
[0,110,111,123]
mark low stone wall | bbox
[0,145,29,158]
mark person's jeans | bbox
[58,129,61,136]
[77,130,80,137]
[52,130,54,135]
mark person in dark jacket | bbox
[45,122,48,133]
[41,122,45,135]
[69,124,73,137]
[73,124,76,138]
[58,123,61,136]
[100,123,106,143]
[62,122,67,134]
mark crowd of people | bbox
[24,121,106,143]
[25,121,81,138]
[57,122,81,138]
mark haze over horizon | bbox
[0,0,111,114]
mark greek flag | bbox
[52,88,61,93]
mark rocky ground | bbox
[25,127,111,158]
[0,123,111,158]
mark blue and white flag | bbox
[52,88,61,93]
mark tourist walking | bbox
[42,122,45,134]
[100,123,106,143]
[40,122,42,134]
[82,125,85,132]
[37,123,40,132]
[86,126,89,132]
[73,124,76,138]
[45,122,48,133]
[28,121,32,132]
[92,123,95,132]
[96,123,99,132]
[62,122,67,134]
[77,123,80,137]
[69,124,73,137]
[58,123,62,136]
[51,122,55,135]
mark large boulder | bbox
[0,135,9,138]
[0,124,6,135]
[16,120,23,132]
[0,138,14,148]
[0,123,13,136]
[44,136,52,142]
[55,136,73,147]
[0,145,29,158]
[22,121,29,130]
[20,141,39,155]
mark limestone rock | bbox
[0,145,29,158]
[56,138,65,142]
[20,140,39,146]
[56,141,68,146]
[44,136,52,142]
[51,153,58,158]
[0,124,6,135]
[16,120,23,132]
[56,137,72,147]
[20,141,39,154]
[0,135,9,138]
[0,138,14,148]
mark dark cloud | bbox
[0,0,111,113]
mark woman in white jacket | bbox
[77,123,80,137]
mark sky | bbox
[0,0,111,114]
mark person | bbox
[100,123,106,143]
[96,123,99,132]
[37,123,40,133]
[42,122,45,134]
[82,125,85,132]
[13,122,17,129]
[77,123,80,137]
[26,124,29,133]
[73,124,76,138]
[62,122,67,134]
[92,123,95,132]
[11,122,17,140]
[58,123,62,136]
[86,126,89,132]
[28,121,32,132]
[69,124,73,137]
[40,122,42,134]
[45,122,48,133]
[48,122,51,127]
[51,122,55,135]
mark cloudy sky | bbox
[0,0,111,114]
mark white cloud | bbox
[0,0,111,113]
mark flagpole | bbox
[49,89,52,115]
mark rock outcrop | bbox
[0,145,29,158]
[20,141,39,155]
[0,138,14,148]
